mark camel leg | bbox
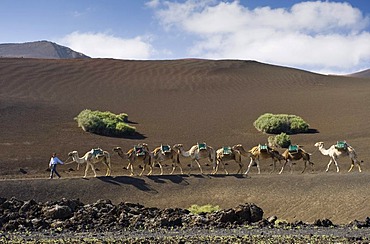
[348,163,354,172]
[212,160,220,174]
[357,160,362,172]
[333,158,340,172]
[188,159,203,174]
[90,164,97,177]
[301,160,307,174]
[147,164,153,176]
[270,160,276,174]
[170,158,177,174]
[222,160,229,175]
[358,163,362,173]
[84,163,90,178]
[349,158,362,173]
[125,160,135,176]
[105,167,110,176]
[325,159,333,172]
[219,160,228,175]
[105,160,111,176]
[126,160,135,176]
[310,161,315,172]
[244,158,254,175]
[125,162,131,170]
[279,160,289,174]
[156,161,164,175]
[170,156,182,175]
[236,161,243,174]
[188,160,193,175]
[256,161,261,174]
[139,163,147,176]
[178,163,184,174]
[195,159,203,174]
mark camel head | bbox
[113,147,129,158]
[112,147,122,153]
[232,144,243,150]
[68,151,78,157]
[314,142,324,147]
[172,144,184,153]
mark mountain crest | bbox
[0,40,90,59]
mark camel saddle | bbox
[198,143,207,151]
[288,145,299,153]
[134,146,146,156]
[259,144,268,152]
[335,141,347,150]
[161,145,171,154]
[91,148,104,157]
[223,146,232,155]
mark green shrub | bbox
[188,204,221,214]
[75,109,135,137]
[268,133,291,148]
[254,113,309,134]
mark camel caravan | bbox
[65,140,364,178]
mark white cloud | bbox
[153,0,370,74]
[145,0,161,8]
[59,32,154,59]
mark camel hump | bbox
[161,145,171,154]
[197,142,207,151]
[258,144,269,152]
[249,146,259,154]
[134,145,147,156]
[222,146,232,155]
[335,141,348,150]
[288,145,299,153]
[91,148,104,157]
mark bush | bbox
[188,204,221,214]
[254,113,309,134]
[75,109,135,137]
[268,133,291,148]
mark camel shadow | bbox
[147,175,189,185]
[209,174,248,179]
[97,176,156,192]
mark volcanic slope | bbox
[1,58,370,223]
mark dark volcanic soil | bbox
[1,58,370,234]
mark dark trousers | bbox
[50,164,61,178]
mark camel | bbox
[151,145,183,175]
[214,144,250,174]
[68,148,111,178]
[244,144,284,174]
[314,141,362,173]
[113,143,152,176]
[173,142,216,174]
[279,145,314,174]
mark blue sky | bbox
[1,0,370,74]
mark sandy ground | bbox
[1,58,370,224]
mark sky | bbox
[1,0,370,74]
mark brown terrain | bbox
[1,57,370,225]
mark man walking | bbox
[49,152,64,179]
